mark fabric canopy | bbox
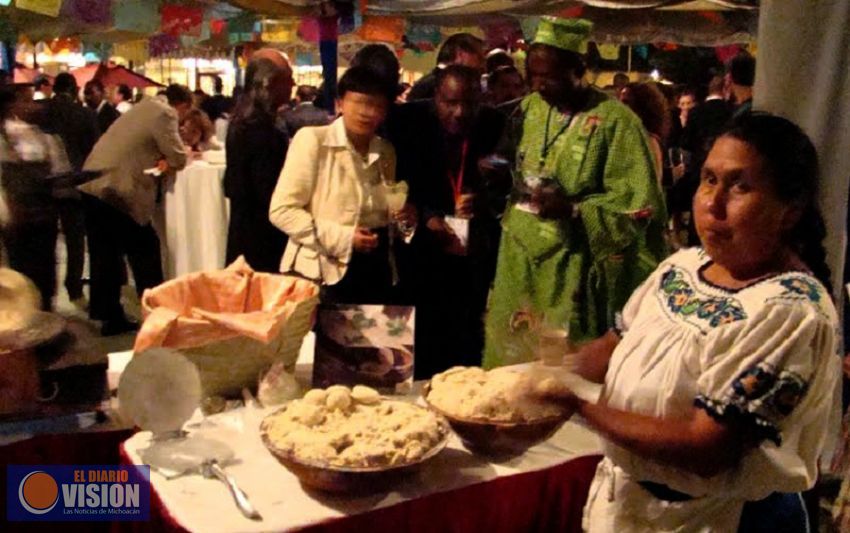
[228,0,758,45]
[0,5,109,42]
[228,0,758,14]
[70,63,162,89]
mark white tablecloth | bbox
[117,334,603,532]
[162,161,228,279]
[123,408,601,533]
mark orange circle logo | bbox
[18,471,59,514]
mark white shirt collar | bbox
[326,116,382,167]
[705,95,723,102]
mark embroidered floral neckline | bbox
[696,259,812,295]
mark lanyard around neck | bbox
[539,106,574,170]
[448,139,469,202]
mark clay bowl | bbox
[421,382,568,455]
[260,405,450,493]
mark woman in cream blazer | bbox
[269,66,413,303]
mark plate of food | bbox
[260,385,449,492]
[423,366,571,455]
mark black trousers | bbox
[4,217,58,311]
[57,198,86,299]
[2,161,58,310]
[82,194,163,321]
[321,228,398,306]
[413,253,488,379]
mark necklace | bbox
[539,106,574,171]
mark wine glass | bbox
[385,181,414,239]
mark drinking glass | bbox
[385,181,413,239]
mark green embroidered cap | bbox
[533,17,593,54]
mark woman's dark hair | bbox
[720,112,832,294]
[231,58,285,126]
[527,42,586,79]
[621,82,670,140]
[337,66,393,103]
[350,44,400,91]
[180,108,215,143]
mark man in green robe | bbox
[483,17,668,368]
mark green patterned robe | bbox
[483,90,668,368]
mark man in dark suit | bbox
[200,75,232,122]
[42,73,100,302]
[279,85,329,138]
[83,80,121,136]
[389,65,505,378]
[681,75,732,169]
[725,52,755,118]
[674,75,733,246]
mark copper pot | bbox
[0,347,41,415]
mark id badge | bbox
[445,216,470,256]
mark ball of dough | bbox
[351,385,380,405]
[303,388,329,405]
[326,388,352,411]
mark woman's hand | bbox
[532,378,582,411]
[393,203,418,229]
[570,330,621,383]
[352,227,379,253]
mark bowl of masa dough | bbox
[423,366,571,455]
[260,384,449,492]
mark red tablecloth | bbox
[117,445,601,533]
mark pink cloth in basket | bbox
[133,257,319,353]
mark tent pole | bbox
[319,16,339,115]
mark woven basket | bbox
[176,296,317,397]
[137,268,319,398]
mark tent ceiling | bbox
[1,0,758,47]
[0,6,108,42]
[227,0,758,16]
[228,0,757,45]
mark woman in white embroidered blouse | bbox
[539,113,841,532]
[269,66,415,304]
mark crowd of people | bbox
[0,14,845,531]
